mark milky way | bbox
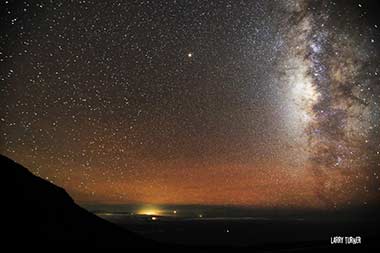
[279,1,380,207]
[0,0,379,208]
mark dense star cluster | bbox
[1,0,379,208]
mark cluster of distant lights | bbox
[120,207,235,232]
[135,207,203,220]
[112,208,235,233]
[98,206,206,219]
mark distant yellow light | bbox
[173,210,177,214]
[151,216,157,221]
[138,209,158,215]
[137,206,162,216]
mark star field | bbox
[1,0,379,209]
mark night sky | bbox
[1,0,379,209]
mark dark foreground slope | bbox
[1,154,158,248]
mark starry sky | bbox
[1,0,379,209]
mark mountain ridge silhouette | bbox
[1,154,159,248]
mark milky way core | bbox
[280,1,380,207]
[1,0,379,209]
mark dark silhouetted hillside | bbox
[1,154,159,248]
